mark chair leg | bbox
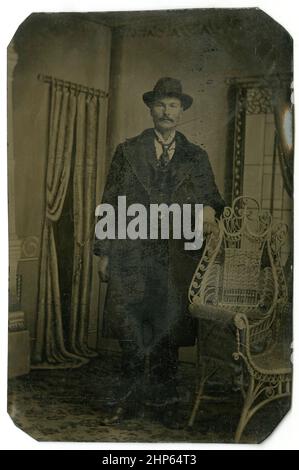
[187,359,221,429]
[235,374,255,443]
[187,374,206,428]
[235,372,292,443]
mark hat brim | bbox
[143,91,193,111]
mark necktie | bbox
[156,136,175,168]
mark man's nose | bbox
[163,106,172,116]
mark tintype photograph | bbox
[7,8,293,443]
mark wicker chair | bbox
[187,196,292,443]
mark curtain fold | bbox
[69,93,100,357]
[33,81,102,368]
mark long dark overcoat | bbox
[94,128,225,350]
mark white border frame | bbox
[1,0,298,450]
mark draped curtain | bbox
[69,92,99,357]
[33,79,103,368]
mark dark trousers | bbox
[117,335,179,406]
[120,336,178,381]
[113,241,179,406]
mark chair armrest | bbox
[189,303,265,323]
[189,303,236,323]
[189,303,238,362]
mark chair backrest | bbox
[189,197,288,319]
[220,197,272,308]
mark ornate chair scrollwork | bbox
[187,196,292,443]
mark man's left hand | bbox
[203,220,219,235]
[203,206,219,236]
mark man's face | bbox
[150,96,183,132]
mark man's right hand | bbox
[97,255,109,282]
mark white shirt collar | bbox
[154,129,176,146]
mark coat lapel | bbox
[122,129,155,194]
[170,132,195,192]
[122,128,196,195]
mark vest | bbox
[148,153,176,206]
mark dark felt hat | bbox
[143,77,193,110]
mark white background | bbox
[0,0,298,450]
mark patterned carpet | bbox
[7,351,290,443]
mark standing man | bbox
[94,77,225,427]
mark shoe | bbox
[101,401,139,426]
[101,405,126,426]
[106,387,134,408]
[106,377,144,407]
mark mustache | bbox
[159,117,174,122]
